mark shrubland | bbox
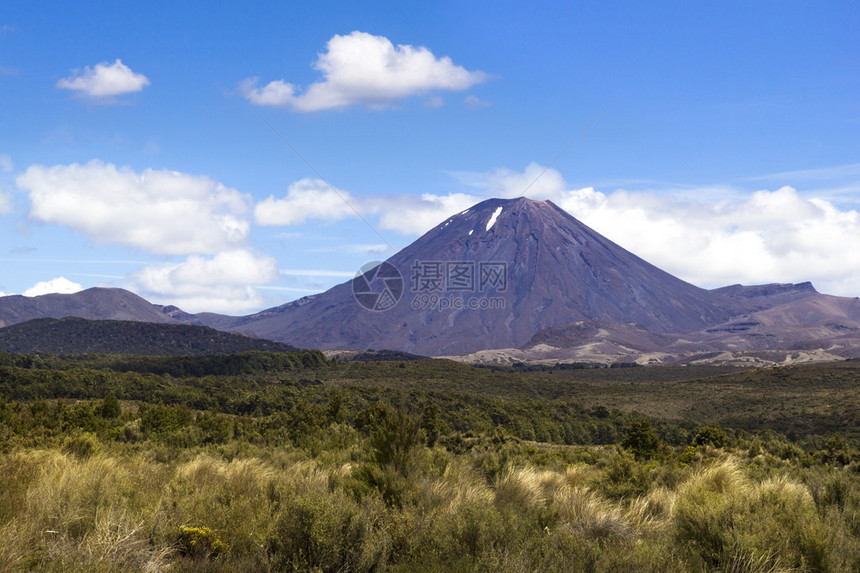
[0,351,858,571]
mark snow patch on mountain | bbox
[485,206,503,231]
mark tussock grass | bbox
[673,459,831,571]
[0,442,857,571]
[627,486,676,528]
[418,458,493,514]
[556,485,634,542]
[0,449,171,572]
[494,467,558,509]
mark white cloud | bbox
[23,276,83,297]
[356,163,565,236]
[279,269,355,278]
[464,95,491,108]
[240,31,488,111]
[17,160,251,255]
[546,184,860,294]
[452,164,860,296]
[306,243,393,256]
[425,96,445,108]
[0,154,12,173]
[255,178,355,226]
[128,250,278,314]
[56,59,149,100]
[330,163,860,297]
[373,192,479,235]
[474,162,569,198]
[0,154,14,213]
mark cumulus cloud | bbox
[372,192,479,235]
[17,160,250,255]
[436,164,860,296]
[23,276,82,297]
[464,95,491,108]
[255,178,356,226]
[425,96,445,108]
[240,31,488,111]
[351,163,565,235]
[0,154,14,213]
[304,162,860,297]
[56,59,149,100]
[471,162,569,198]
[128,250,278,313]
[0,154,12,173]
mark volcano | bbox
[3,196,858,363]
[200,197,832,357]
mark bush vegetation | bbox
[0,351,858,570]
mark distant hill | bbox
[0,317,297,355]
[0,287,179,328]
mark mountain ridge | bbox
[1,197,858,363]
[188,197,843,356]
[0,287,180,328]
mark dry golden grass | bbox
[627,486,676,528]
[0,450,171,572]
[494,467,554,508]
[555,485,635,543]
[0,446,856,571]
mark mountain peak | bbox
[452,196,560,219]
[426,196,585,246]
[214,195,744,354]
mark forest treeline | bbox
[0,317,299,355]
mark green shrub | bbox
[693,425,728,448]
[622,420,661,460]
[268,491,386,571]
[61,431,101,459]
[140,404,192,436]
[96,392,121,419]
[366,404,422,475]
[175,525,227,558]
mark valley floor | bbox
[0,352,858,571]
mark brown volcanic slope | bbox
[0,287,180,328]
[197,197,828,356]
[510,288,860,365]
[681,294,860,354]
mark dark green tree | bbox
[622,420,662,460]
[368,403,422,475]
[97,391,122,419]
[693,424,728,448]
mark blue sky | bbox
[1,1,858,313]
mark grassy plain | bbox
[0,352,858,571]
